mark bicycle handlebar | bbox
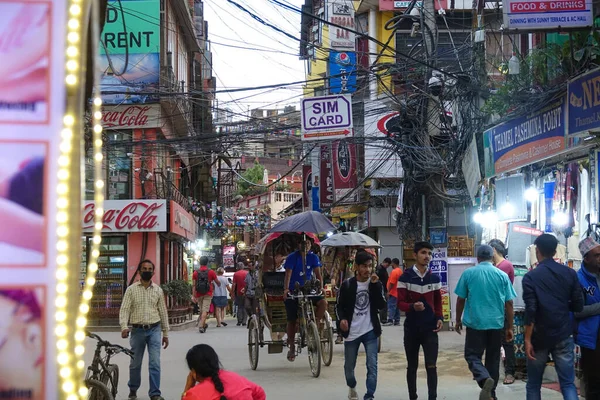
[86,330,134,358]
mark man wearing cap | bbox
[454,245,516,400]
[575,237,600,399]
[522,233,583,400]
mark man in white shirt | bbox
[336,251,386,400]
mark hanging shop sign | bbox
[170,200,197,241]
[83,200,167,232]
[320,144,335,209]
[429,247,451,322]
[101,104,161,129]
[483,96,566,178]
[378,0,448,10]
[332,139,358,203]
[99,0,160,104]
[327,0,355,50]
[462,137,481,205]
[568,67,600,136]
[329,51,357,94]
[301,94,353,140]
[503,0,593,30]
[364,101,404,178]
[303,165,312,209]
[223,245,235,268]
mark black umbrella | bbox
[269,211,336,235]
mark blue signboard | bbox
[483,97,566,178]
[329,51,357,94]
[568,67,600,136]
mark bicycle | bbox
[85,331,134,400]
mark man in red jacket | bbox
[193,256,220,333]
[397,241,443,400]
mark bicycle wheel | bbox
[85,378,114,400]
[248,317,259,370]
[306,320,322,378]
[321,313,334,367]
[100,364,119,398]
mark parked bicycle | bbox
[85,331,134,400]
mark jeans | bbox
[404,328,439,400]
[344,330,379,400]
[464,328,503,399]
[128,325,162,396]
[526,336,579,400]
[387,295,400,324]
[234,295,247,324]
[503,318,516,376]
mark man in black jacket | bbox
[377,257,391,322]
[336,251,386,400]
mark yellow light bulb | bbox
[66,46,78,57]
[93,97,102,106]
[55,324,67,337]
[60,367,72,378]
[77,360,85,369]
[93,111,102,119]
[75,331,85,341]
[79,304,90,313]
[57,226,68,237]
[56,269,67,280]
[75,345,84,355]
[67,32,79,43]
[69,4,81,15]
[65,74,77,85]
[86,277,96,286]
[57,352,69,365]
[94,125,103,133]
[56,296,67,308]
[56,311,67,322]
[62,380,74,393]
[83,291,92,300]
[68,19,79,29]
[95,180,104,189]
[63,115,75,126]
[57,339,68,350]
[76,316,87,327]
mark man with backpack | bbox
[193,256,220,333]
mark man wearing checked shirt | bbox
[120,259,170,400]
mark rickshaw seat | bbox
[262,272,285,303]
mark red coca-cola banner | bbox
[82,200,167,232]
[101,105,161,129]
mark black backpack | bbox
[195,269,210,295]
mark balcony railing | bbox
[152,169,191,211]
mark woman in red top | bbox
[182,344,266,400]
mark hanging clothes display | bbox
[565,162,579,236]
[578,167,591,238]
[526,243,568,268]
[544,181,555,233]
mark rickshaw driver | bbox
[283,237,328,362]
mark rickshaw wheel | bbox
[307,321,322,377]
[322,313,334,367]
[248,317,259,370]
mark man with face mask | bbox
[120,259,170,400]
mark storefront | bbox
[167,200,198,283]
[81,199,167,322]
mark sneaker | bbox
[479,378,494,400]
[236,322,242,326]
[382,321,393,326]
[222,322,228,327]
[393,322,400,326]
[150,396,165,400]
[128,391,137,400]
[348,387,359,400]
[199,327,206,333]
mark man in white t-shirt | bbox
[336,251,386,400]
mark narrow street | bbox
[84,321,565,400]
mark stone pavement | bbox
[83,318,566,400]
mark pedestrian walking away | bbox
[232,261,248,326]
[194,256,221,333]
[377,257,391,323]
[454,245,516,400]
[336,251,386,400]
[398,241,443,400]
[574,237,600,400]
[182,344,266,400]
[213,267,231,327]
[243,262,260,320]
[522,234,584,400]
[488,238,517,385]
[119,259,170,400]
[384,258,402,326]
[283,237,327,362]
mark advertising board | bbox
[329,51,357,94]
[503,0,593,30]
[327,0,355,50]
[568,67,600,136]
[364,102,404,178]
[301,94,353,140]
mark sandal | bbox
[503,374,515,385]
[222,322,228,327]
[287,348,296,362]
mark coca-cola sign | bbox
[101,105,161,129]
[83,200,167,232]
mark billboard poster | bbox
[329,51,357,94]
[0,0,67,397]
[332,139,358,203]
[302,165,312,209]
[320,144,334,209]
[378,0,447,10]
[223,245,235,268]
[327,0,355,50]
[568,67,600,136]
[483,96,565,178]
[429,247,451,322]
[100,0,160,104]
[364,101,404,178]
[503,0,593,30]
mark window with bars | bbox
[395,31,472,73]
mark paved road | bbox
[84,318,565,400]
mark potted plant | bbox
[161,280,193,324]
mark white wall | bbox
[378,228,403,264]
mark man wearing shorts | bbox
[193,256,220,333]
[283,238,327,362]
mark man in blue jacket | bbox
[575,237,600,400]
[523,234,584,400]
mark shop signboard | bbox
[170,201,197,241]
[364,101,404,178]
[101,104,161,129]
[320,144,334,209]
[302,165,312,209]
[301,94,353,141]
[99,0,160,104]
[329,51,357,94]
[223,245,235,268]
[568,67,600,136]
[332,139,358,203]
[483,97,566,178]
[327,0,355,50]
[503,0,593,30]
[82,200,167,232]
[379,0,447,10]
[429,247,451,322]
